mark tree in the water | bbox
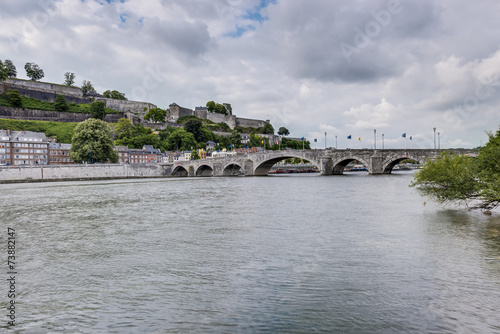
[411,128,500,210]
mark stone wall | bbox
[0,106,125,123]
[1,80,90,104]
[94,97,157,116]
[0,164,170,183]
[236,117,268,129]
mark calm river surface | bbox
[1,172,500,333]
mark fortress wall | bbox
[0,164,168,183]
[0,106,125,123]
[5,78,84,97]
[1,81,90,104]
[94,98,157,116]
[236,117,268,129]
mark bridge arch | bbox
[171,165,188,177]
[196,164,213,177]
[382,154,426,174]
[254,155,320,176]
[329,156,370,175]
[223,163,243,176]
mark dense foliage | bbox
[70,118,118,163]
[0,60,8,81]
[81,80,96,95]
[411,128,500,210]
[144,108,166,123]
[278,126,290,136]
[90,101,106,120]
[4,60,16,78]
[103,90,127,100]
[206,101,231,115]
[54,95,69,112]
[24,62,44,81]
[7,89,22,108]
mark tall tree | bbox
[4,60,16,78]
[144,108,166,123]
[64,72,75,86]
[411,129,500,210]
[81,80,96,95]
[206,101,216,113]
[70,118,119,163]
[0,60,8,82]
[90,101,106,120]
[24,62,44,81]
[184,119,203,142]
[229,129,241,148]
[278,127,290,136]
[261,123,274,134]
[7,89,22,107]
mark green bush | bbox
[7,90,22,108]
[54,95,69,112]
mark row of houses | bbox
[0,129,272,166]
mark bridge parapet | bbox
[167,148,477,177]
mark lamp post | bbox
[382,134,384,149]
[374,129,376,149]
[433,127,436,149]
[438,132,440,149]
[325,132,327,149]
[335,135,337,149]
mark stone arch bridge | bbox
[164,149,475,177]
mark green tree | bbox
[0,60,8,82]
[4,60,16,78]
[184,119,203,142]
[261,123,274,134]
[206,101,215,112]
[70,118,119,163]
[54,95,69,112]
[90,101,106,120]
[215,103,228,115]
[411,128,500,211]
[103,90,127,100]
[411,152,480,208]
[191,150,200,160]
[144,108,166,123]
[24,62,44,81]
[113,118,134,140]
[7,89,22,107]
[223,103,232,115]
[64,72,75,86]
[278,126,290,136]
[81,80,96,95]
[229,129,241,148]
[167,128,196,151]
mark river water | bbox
[1,172,500,333]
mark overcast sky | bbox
[1,0,499,149]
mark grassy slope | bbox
[0,118,77,143]
[0,94,121,114]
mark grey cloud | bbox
[144,17,214,56]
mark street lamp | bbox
[438,132,440,149]
[325,132,327,149]
[335,135,337,149]
[382,134,384,149]
[374,129,376,149]
[433,127,436,149]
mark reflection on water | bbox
[1,174,500,333]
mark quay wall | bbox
[0,164,170,183]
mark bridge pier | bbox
[368,155,384,175]
[320,158,332,176]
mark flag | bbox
[261,140,263,144]
[314,138,317,142]
[301,137,305,141]
[358,137,361,141]
[229,144,232,148]
[409,136,412,140]
[347,135,352,139]
[402,133,406,138]
[276,141,279,145]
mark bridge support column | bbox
[242,160,254,176]
[320,158,332,175]
[188,165,195,177]
[212,163,223,176]
[369,156,384,175]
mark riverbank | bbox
[0,164,170,183]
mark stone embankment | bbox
[0,164,171,183]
